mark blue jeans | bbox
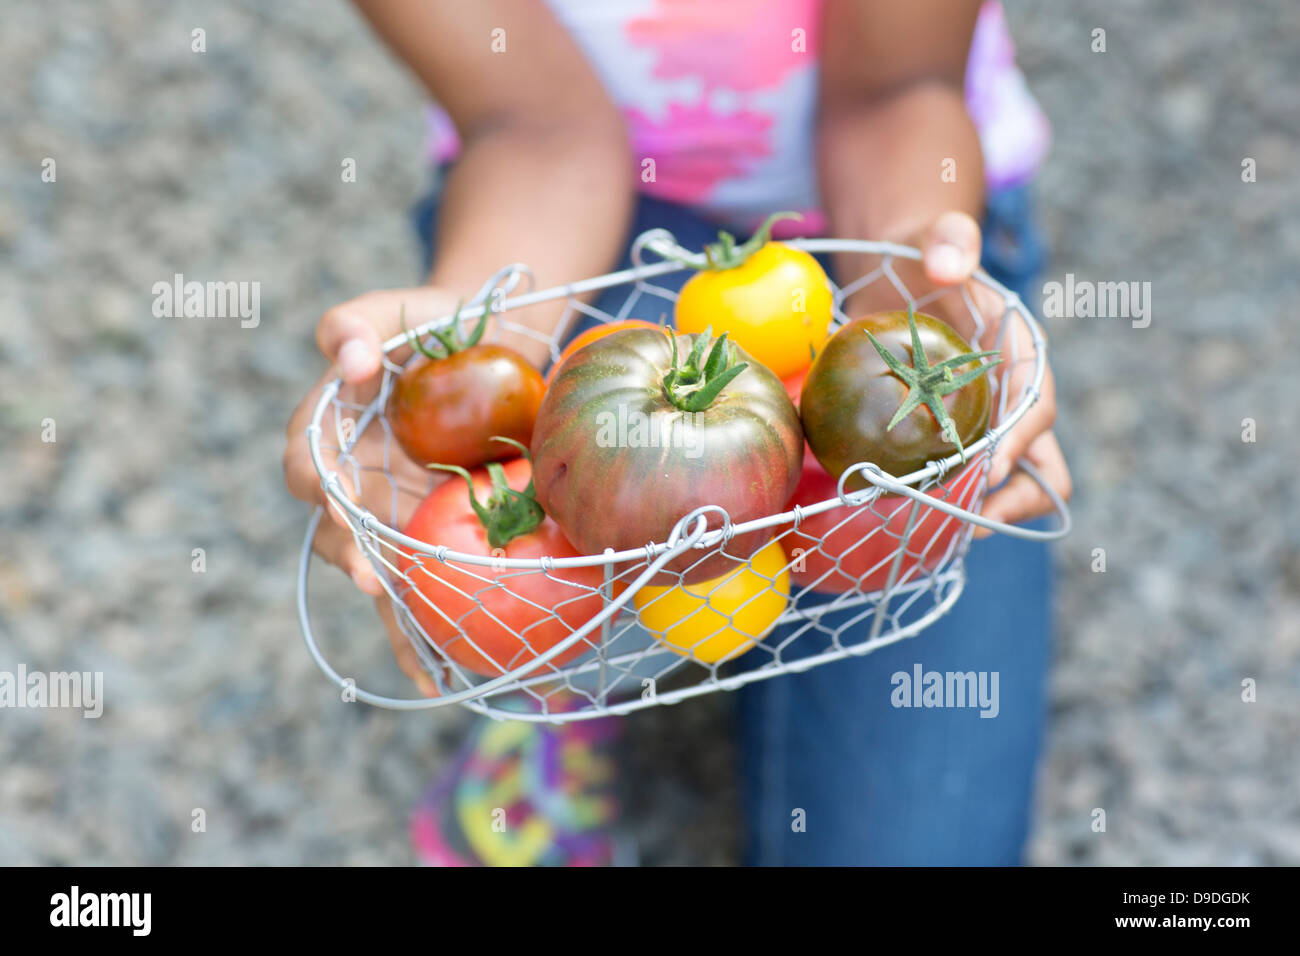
[414,184,1053,866]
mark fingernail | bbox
[988,461,1008,487]
[926,243,966,281]
[337,339,372,382]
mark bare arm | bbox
[348,0,635,365]
[815,0,1070,531]
[286,1,635,691]
[817,0,984,299]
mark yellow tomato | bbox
[676,241,833,380]
[633,540,790,664]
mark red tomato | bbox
[398,457,604,677]
[783,368,807,406]
[783,454,984,594]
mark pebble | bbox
[2,0,1296,866]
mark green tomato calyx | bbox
[427,437,544,550]
[703,211,802,270]
[402,298,490,361]
[863,305,1001,462]
[658,211,803,272]
[661,327,749,413]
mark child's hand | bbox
[284,286,470,697]
[846,211,1070,533]
[916,211,1071,535]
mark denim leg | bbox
[981,183,1048,295]
[737,184,1055,865]
[738,521,1053,865]
[411,176,442,279]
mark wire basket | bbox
[297,230,1070,723]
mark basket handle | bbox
[630,227,704,269]
[297,509,449,710]
[842,459,1071,541]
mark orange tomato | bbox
[544,319,664,384]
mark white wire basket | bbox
[297,230,1070,723]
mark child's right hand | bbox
[284,286,470,697]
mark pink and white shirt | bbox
[427,0,1050,236]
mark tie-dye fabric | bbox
[426,0,1049,235]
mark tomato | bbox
[800,308,999,487]
[531,327,803,584]
[398,455,604,677]
[545,319,664,384]
[633,540,789,663]
[783,454,984,593]
[674,213,832,380]
[387,303,545,469]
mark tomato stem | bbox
[402,298,492,362]
[427,437,545,550]
[864,305,1002,462]
[680,211,803,272]
[661,327,749,413]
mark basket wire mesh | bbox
[297,232,1069,722]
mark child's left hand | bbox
[912,211,1071,535]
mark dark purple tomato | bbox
[800,309,995,488]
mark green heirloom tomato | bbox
[801,308,999,487]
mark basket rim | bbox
[306,236,1048,570]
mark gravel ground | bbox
[1,0,1296,866]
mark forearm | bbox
[427,121,634,362]
[818,80,984,295]
[431,122,632,286]
[351,0,634,365]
